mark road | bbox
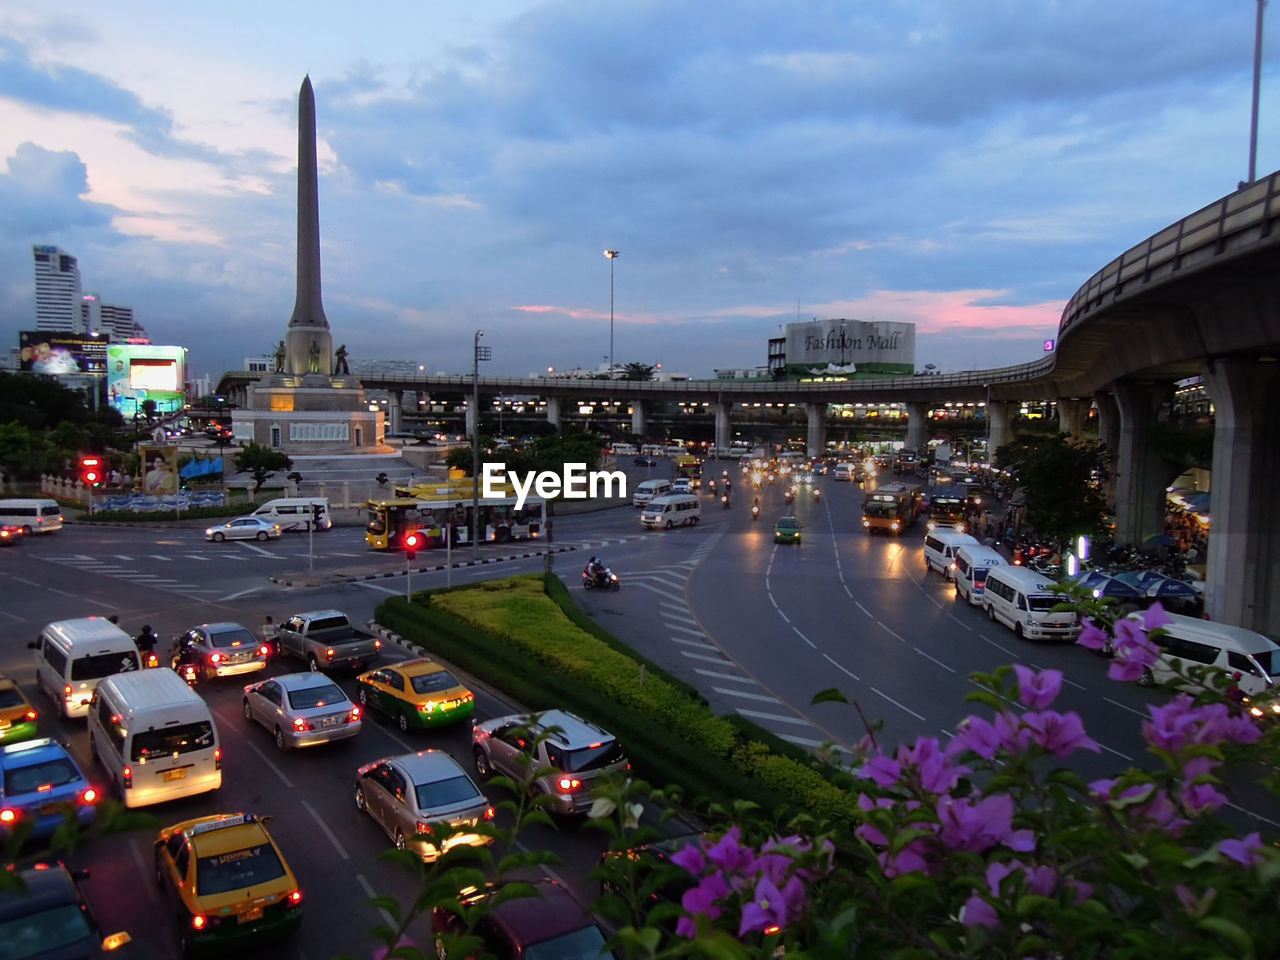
[3,462,1275,957]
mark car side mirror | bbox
[27,640,38,649]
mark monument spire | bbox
[288,75,329,330]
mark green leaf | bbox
[1014,894,1056,917]
[1196,916,1254,958]
[811,687,849,705]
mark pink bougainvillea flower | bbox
[1022,709,1100,758]
[948,715,1002,760]
[704,826,752,873]
[937,794,1017,854]
[1218,833,1265,867]
[1013,664,1063,709]
[960,892,1000,929]
[1180,755,1228,814]
[1108,618,1161,682]
[677,872,729,937]
[993,710,1034,752]
[671,841,706,876]
[860,750,902,788]
[1143,695,1201,751]
[1076,617,1111,652]
[738,876,790,937]
[1175,883,1217,918]
[1142,601,1172,632]
[899,736,969,793]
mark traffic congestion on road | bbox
[1,452,1275,957]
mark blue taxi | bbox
[0,738,98,842]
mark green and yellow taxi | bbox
[774,515,802,544]
[0,676,39,745]
[154,812,303,956]
[356,658,476,732]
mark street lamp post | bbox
[471,330,491,561]
[1248,0,1266,185]
[604,250,619,378]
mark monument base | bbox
[231,375,389,454]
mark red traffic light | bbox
[403,531,421,558]
[80,456,102,487]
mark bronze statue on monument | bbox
[273,340,286,372]
[334,344,350,375]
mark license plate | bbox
[162,768,187,782]
[321,716,339,727]
[238,905,263,924]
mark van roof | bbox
[985,565,1059,593]
[98,668,210,717]
[257,497,329,506]
[645,494,698,506]
[43,617,133,648]
[926,530,979,545]
[955,545,1005,563]
[1145,612,1280,654]
[0,498,59,507]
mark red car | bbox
[0,525,23,547]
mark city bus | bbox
[675,454,703,489]
[365,482,546,551]
[926,494,968,533]
[862,482,923,535]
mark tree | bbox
[232,442,292,494]
[994,432,1110,548]
[620,362,655,381]
[0,423,34,481]
[139,399,157,422]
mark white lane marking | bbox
[218,587,262,601]
[183,554,212,561]
[302,799,350,860]
[128,839,158,904]
[658,600,685,614]
[512,840,571,888]
[947,613,974,632]
[356,581,402,596]
[780,735,825,748]
[713,687,780,703]
[843,584,854,598]
[10,576,40,587]
[1097,742,1135,762]
[237,543,278,557]
[735,708,816,727]
[977,632,1017,657]
[854,601,873,617]
[1103,696,1149,720]
[0,608,23,622]
[240,737,293,788]
[366,716,415,753]
[925,594,941,609]
[114,555,133,561]
[823,653,861,682]
[1226,801,1280,830]
[695,668,756,683]
[777,610,791,624]
[914,647,957,673]
[681,650,732,664]
[870,686,926,721]
[148,554,171,561]
[356,873,396,926]
[879,622,906,643]
[671,636,714,649]
[47,587,77,598]
[665,622,705,636]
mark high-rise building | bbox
[100,303,146,341]
[33,245,83,332]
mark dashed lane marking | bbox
[870,686,926,721]
[914,647,956,673]
[671,636,714,649]
[735,708,816,727]
[695,668,756,683]
[822,653,860,682]
[680,650,733,664]
[302,799,350,860]
[665,621,705,635]
[780,735,826,748]
[713,687,780,703]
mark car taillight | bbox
[348,706,361,722]
[214,748,222,771]
[288,889,303,905]
[63,685,73,700]
[259,645,270,657]
[0,809,16,824]
[293,717,314,732]
[415,821,434,835]
[80,788,98,805]
[23,709,36,721]
[419,701,437,714]
[326,648,335,661]
[210,653,222,664]
[374,639,382,650]
[191,915,207,930]
[122,767,133,789]
[557,776,581,791]
[484,806,495,821]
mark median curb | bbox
[267,544,581,588]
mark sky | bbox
[0,1,1276,383]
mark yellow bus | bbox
[675,454,703,488]
[365,482,546,551]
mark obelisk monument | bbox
[284,75,334,377]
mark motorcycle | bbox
[783,488,794,503]
[721,494,731,510]
[812,488,822,501]
[582,568,621,591]
[751,504,760,520]
[139,649,160,669]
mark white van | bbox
[953,545,1007,605]
[0,499,63,535]
[1129,612,1278,695]
[665,444,687,457]
[640,493,702,529]
[29,618,141,719]
[611,442,638,456]
[87,669,222,807]
[640,444,665,457]
[983,566,1079,641]
[252,497,332,532]
[923,530,979,579]
[632,478,673,507]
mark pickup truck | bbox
[275,610,381,672]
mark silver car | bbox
[242,672,362,750]
[205,516,282,542]
[173,622,268,681]
[354,750,494,862]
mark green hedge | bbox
[377,576,860,822]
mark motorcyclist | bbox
[135,625,159,666]
[171,635,201,678]
[584,556,607,587]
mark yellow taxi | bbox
[0,676,39,745]
[153,812,303,955]
[356,658,476,732]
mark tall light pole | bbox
[471,330,490,561]
[604,250,619,378]
[1248,0,1266,185]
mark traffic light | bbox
[80,456,103,488]
[403,530,422,561]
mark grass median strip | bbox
[375,574,859,821]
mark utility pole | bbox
[471,331,491,561]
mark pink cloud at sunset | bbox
[806,289,1065,336]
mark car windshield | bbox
[525,924,610,960]
[972,569,990,585]
[130,721,216,762]
[0,902,96,960]
[415,774,481,810]
[0,688,25,709]
[287,684,346,710]
[1028,596,1063,612]
[863,501,899,519]
[4,758,78,795]
[70,651,138,681]
[561,741,627,773]
[777,519,799,530]
[206,627,257,649]
[410,671,461,695]
[1252,650,1275,677]
[196,842,286,896]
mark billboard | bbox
[106,344,186,416]
[783,319,916,375]
[18,331,108,374]
[138,444,180,496]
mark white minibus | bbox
[1128,612,1278,695]
[923,530,979,579]
[632,478,672,506]
[87,669,222,807]
[640,493,701,529]
[0,499,63,535]
[982,567,1079,641]
[29,618,141,719]
[953,545,1007,605]
[611,442,638,456]
[251,497,332,531]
